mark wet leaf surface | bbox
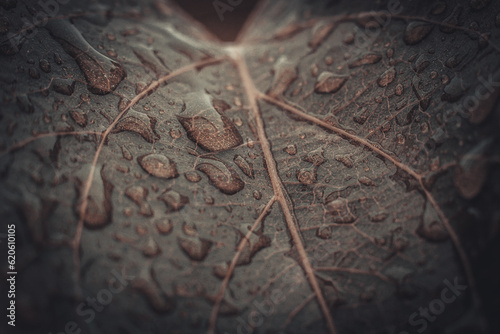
[1,1,500,334]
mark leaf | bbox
[1,1,499,334]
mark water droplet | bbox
[169,128,181,139]
[377,67,396,87]
[297,168,316,185]
[29,68,40,79]
[303,147,325,166]
[52,78,75,96]
[348,52,382,68]
[125,186,153,217]
[233,154,254,179]
[309,21,336,50]
[314,71,347,93]
[69,110,87,127]
[397,133,406,145]
[253,190,262,200]
[177,237,212,261]
[113,109,159,143]
[182,222,198,236]
[158,190,189,212]
[138,154,178,179]
[267,55,297,97]
[417,201,449,241]
[284,144,297,155]
[39,59,51,73]
[413,54,430,73]
[143,237,161,257]
[442,76,467,102]
[155,219,173,235]
[453,139,491,199]
[184,171,201,183]
[196,160,244,195]
[121,146,133,161]
[395,83,404,96]
[213,262,230,279]
[74,164,113,228]
[403,22,434,45]
[335,155,353,168]
[317,226,332,239]
[177,92,242,152]
[324,196,356,224]
[16,95,34,114]
[370,212,388,222]
[47,19,126,95]
[358,176,376,186]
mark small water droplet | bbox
[348,52,382,68]
[253,190,262,200]
[143,237,161,257]
[138,154,178,179]
[324,195,356,224]
[314,71,347,93]
[335,155,353,168]
[169,128,181,139]
[185,171,201,183]
[182,222,198,236]
[297,168,316,185]
[158,190,189,212]
[125,186,153,217]
[267,55,297,97]
[317,226,331,239]
[358,176,376,186]
[395,83,404,96]
[403,22,434,45]
[52,78,75,96]
[177,237,212,261]
[155,219,173,235]
[39,59,51,73]
[233,155,254,179]
[70,110,87,127]
[377,67,396,87]
[453,139,491,199]
[284,144,297,155]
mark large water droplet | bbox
[46,19,126,95]
[417,201,449,241]
[138,154,178,179]
[324,195,356,224]
[196,160,244,195]
[70,110,88,127]
[177,92,242,152]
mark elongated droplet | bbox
[314,71,347,94]
[377,67,396,87]
[138,154,178,179]
[177,237,213,261]
[46,19,126,95]
[349,52,382,68]
[177,92,242,152]
[309,21,336,51]
[158,190,189,212]
[197,160,244,195]
[267,55,297,97]
[233,155,254,179]
[74,164,113,228]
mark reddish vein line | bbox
[232,48,338,334]
[260,93,481,323]
[208,196,276,334]
[70,57,225,295]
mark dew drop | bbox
[348,52,382,68]
[309,21,336,51]
[39,59,51,73]
[184,171,201,183]
[317,226,332,239]
[46,19,126,95]
[69,110,87,127]
[155,219,173,235]
[267,55,298,97]
[335,155,353,168]
[453,139,491,199]
[233,155,254,179]
[143,237,161,257]
[253,190,262,200]
[403,22,434,45]
[377,67,396,87]
[177,92,242,152]
[417,201,449,241]
[113,109,159,143]
[297,168,316,185]
[138,154,178,179]
[125,185,153,217]
[158,190,189,212]
[52,78,75,96]
[284,144,297,155]
[314,71,347,94]
[196,160,244,195]
[177,237,213,261]
[324,196,356,224]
